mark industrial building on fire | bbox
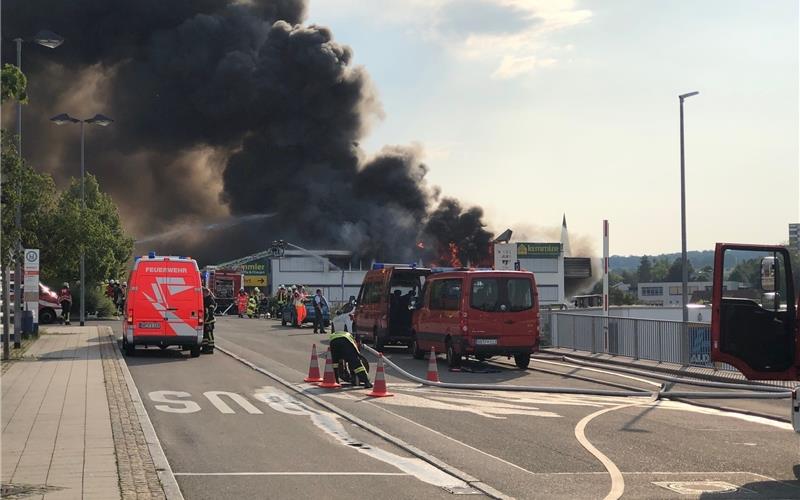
[208,217,592,308]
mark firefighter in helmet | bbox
[202,286,216,353]
[329,330,372,388]
[58,282,73,325]
[236,288,249,318]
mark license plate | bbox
[138,321,161,329]
[475,338,497,346]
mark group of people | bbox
[105,279,127,314]
[274,284,329,333]
[235,287,270,319]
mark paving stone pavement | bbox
[1,326,167,499]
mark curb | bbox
[102,327,184,500]
[216,344,512,500]
[539,349,796,388]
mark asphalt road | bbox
[111,318,800,499]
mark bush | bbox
[70,286,117,318]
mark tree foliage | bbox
[39,174,134,287]
[0,132,57,260]
[1,64,28,103]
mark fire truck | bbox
[202,267,244,315]
[711,243,799,381]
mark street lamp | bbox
[679,90,699,351]
[50,113,114,327]
[9,30,63,348]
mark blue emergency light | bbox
[372,263,385,270]
[148,251,156,258]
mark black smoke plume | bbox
[3,0,492,265]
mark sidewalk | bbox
[1,326,167,499]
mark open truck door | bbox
[712,243,799,380]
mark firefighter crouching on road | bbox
[202,287,216,353]
[58,282,72,326]
[247,295,257,318]
[329,330,372,388]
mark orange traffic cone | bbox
[426,347,440,382]
[303,344,323,383]
[318,348,341,389]
[367,354,394,397]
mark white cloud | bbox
[311,0,589,77]
[491,54,557,79]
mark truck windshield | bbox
[470,278,533,312]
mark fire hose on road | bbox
[361,345,793,401]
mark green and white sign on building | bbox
[516,242,562,259]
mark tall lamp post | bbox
[9,30,63,347]
[679,90,699,360]
[50,113,114,326]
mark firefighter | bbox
[236,288,249,318]
[58,282,73,326]
[202,287,216,353]
[247,295,257,318]
[274,284,288,318]
[329,330,372,388]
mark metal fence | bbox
[544,312,718,368]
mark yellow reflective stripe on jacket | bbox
[329,331,358,349]
[353,365,366,374]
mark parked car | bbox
[281,298,330,327]
[8,278,61,325]
[411,269,540,369]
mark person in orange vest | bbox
[293,289,307,326]
[236,288,249,318]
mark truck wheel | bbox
[123,339,135,357]
[446,340,461,368]
[190,345,201,358]
[410,335,424,360]
[514,353,531,369]
[39,308,56,325]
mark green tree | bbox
[1,132,58,261]
[39,174,133,287]
[728,258,760,288]
[1,64,27,103]
[651,257,670,282]
[665,257,694,282]
[694,265,713,282]
[637,255,652,283]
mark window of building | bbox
[641,286,663,296]
[522,258,558,273]
[537,285,559,302]
[669,286,681,295]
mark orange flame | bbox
[448,242,462,268]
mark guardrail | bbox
[543,312,715,368]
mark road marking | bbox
[365,399,541,476]
[533,358,663,388]
[173,472,409,476]
[253,386,473,490]
[203,391,263,414]
[149,391,202,413]
[574,403,637,500]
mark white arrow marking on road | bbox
[149,391,201,413]
[203,391,263,414]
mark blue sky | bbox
[308,0,798,256]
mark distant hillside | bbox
[609,250,767,272]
